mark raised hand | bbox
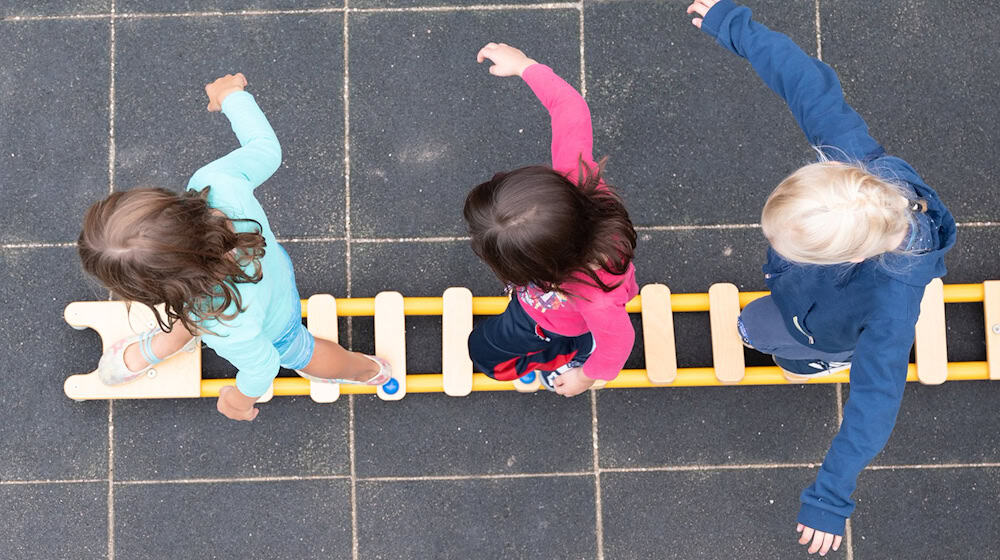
[797,523,843,557]
[205,73,248,112]
[476,42,538,77]
[686,0,721,28]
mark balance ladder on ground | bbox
[63,279,1000,402]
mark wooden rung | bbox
[914,278,948,385]
[708,283,745,384]
[375,291,407,401]
[63,301,202,400]
[985,281,1000,381]
[442,287,474,397]
[640,284,677,384]
[306,294,340,403]
[513,372,541,392]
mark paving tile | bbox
[113,13,346,238]
[356,477,596,560]
[868,381,1000,466]
[114,392,350,480]
[115,479,352,559]
[601,469,835,560]
[852,467,1000,560]
[0,248,109,480]
[0,19,109,244]
[0,1,107,17]
[348,9,580,238]
[585,0,819,227]
[355,391,593,477]
[821,0,1000,224]
[0,482,107,560]
[118,0,341,12]
[597,385,838,468]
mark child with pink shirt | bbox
[464,43,638,397]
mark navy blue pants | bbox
[468,299,594,381]
[738,296,853,362]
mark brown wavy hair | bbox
[463,160,636,298]
[78,187,267,334]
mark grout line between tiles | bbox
[813,0,822,61]
[866,462,1000,471]
[0,242,76,249]
[577,1,586,98]
[1,4,579,22]
[601,462,818,473]
[590,389,604,560]
[0,478,106,486]
[844,518,854,560]
[352,236,471,243]
[349,394,360,560]
[107,400,115,560]
[106,6,117,559]
[114,474,352,485]
[635,223,761,232]
[360,471,594,483]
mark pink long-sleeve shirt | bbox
[516,64,639,381]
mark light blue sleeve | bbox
[187,91,282,194]
[202,320,282,399]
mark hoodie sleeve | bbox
[578,302,635,381]
[797,295,920,535]
[201,319,281,399]
[187,91,283,193]
[521,64,596,175]
[699,0,884,161]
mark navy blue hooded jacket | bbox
[701,0,957,535]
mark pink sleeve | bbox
[521,64,595,175]
[578,303,635,381]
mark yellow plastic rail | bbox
[299,283,986,317]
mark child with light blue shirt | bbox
[78,73,391,421]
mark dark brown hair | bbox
[78,187,267,334]
[463,160,636,297]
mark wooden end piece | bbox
[306,294,340,403]
[442,287,474,397]
[640,284,677,384]
[63,301,201,400]
[708,283,745,384]
[985,281,1000,381]
[914,278,948,385]
[375,291,407,401]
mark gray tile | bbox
[118,0,341,12]
[113,14,346,238]
[115,479,352,560]
[586,0,819,227]
[852,467,1000,560]
[0,19,109,244]
[942,226,1000,284]
[821,0,1000,224]
[356,477,597,560]
[0,1,107,17]
[872,381,1000,466]
[598,385,838,468]
[0,248,109,480]
[354,392,593,477]
[348,9,580,237]
[601,469,838,560]
[114,395,350,480]
[284,239,348,296]
[0,482,107,560]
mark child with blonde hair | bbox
[687,0,955,555]
[464,43,638,397]
[78,73,390,421]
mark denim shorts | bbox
[271,246,315,371]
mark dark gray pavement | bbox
[1,1,998,559]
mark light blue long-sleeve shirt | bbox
[186,90,297,398]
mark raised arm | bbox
[476,43,595,174]
[690,0,883,161]
[188,74,282,192]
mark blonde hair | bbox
[761,161,912,265]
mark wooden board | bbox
[442,287,474,397]
[640,284,677,384]
[63,301,201,400]
[708,283,745,384]
[985,281,1000,381]
[375,291,407,401]
[306,294,340,403]
[914,278,948,385]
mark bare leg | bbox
[123,327,196,372]
[299,338,379,382]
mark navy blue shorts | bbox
[468,299,594,381]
